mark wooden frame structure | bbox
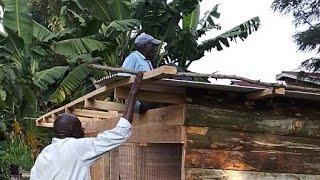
[36,66,320,179]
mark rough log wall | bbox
[185,103,320,177]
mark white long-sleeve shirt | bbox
[30,117,131,180]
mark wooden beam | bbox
[83,106,186,143]
[37,117,96,128]
[132,104,185,126]
[84,99,125,112]
[186,168,320,180]
[246,87,285,100]
[186,127,320,156]
[115,87,186,104]
[129,125,185,143]
[275,87,286,95]
[140,83,186,95]
[86,123,185,143]
[186,104,320,138]
[141,65,177,80]
[36,122,53,127]
[83,116,120,134]
[185,149,320,174]
[72,109,118,119]
[84,121,185,143]
[36,65,177,124]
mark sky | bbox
[189,0,316,84]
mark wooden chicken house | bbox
[36,66,320,179]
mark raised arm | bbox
[78,72,144,164]
[123,71,143,123]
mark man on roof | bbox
[122,33,161,72]
[30,72,144,180]
[120,33,164,114]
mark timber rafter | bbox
[36,66,181,126]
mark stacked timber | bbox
[184,103,320,179]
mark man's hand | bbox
[123,72,144,123]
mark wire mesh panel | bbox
[118,143,183,180]
[90,151,110,180]
[119,143,137,179]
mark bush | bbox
[0,134,33,179]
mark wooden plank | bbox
[115,87,186,104]
[36,65,177,125]
[246,88,285,100]
[132,104,185,126]
[78,117,94,123]
[140,83,186,95]
[186,168,320,180]
[186,127,320,156]
[36,122,53,127]
[142,65,177,80]
[36,106,65,124]
[38,117,96,129]
[185,149,320,174]
[275,87,286,95]
[84,117,120,134]
[72,109,118,119]
[84,99,125,112]
[181,144,186,180]
[246,88,273,100]
[84,118,185,143]
[129,125,185,143]
[186,104,320,138]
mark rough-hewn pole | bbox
[87,64,138,74]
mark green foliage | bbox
[51,63,91,103]
[28,0,64,26]
[3,0,33,45]
[101,19,140,40]
[199,16,260,51]
[0,135,33,172]
[32,21,56,42]
[53,38,107,57]
[35,66,69,91]
[0,147,10,179]
[73,0,111,21]
[134,1,260,69]
[183,4,200,31]
[197,4,221,36]
[272,0,320,72]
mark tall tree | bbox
[272,0,320,72]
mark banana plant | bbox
[31,9,109,104]
[0,0,38,116]
[0,0,109,105]
[3,0,33,45]
[132,0,260,70]
[71,0,140,61]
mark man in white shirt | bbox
[30,72,144,180]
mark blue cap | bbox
[134,33,161,47]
